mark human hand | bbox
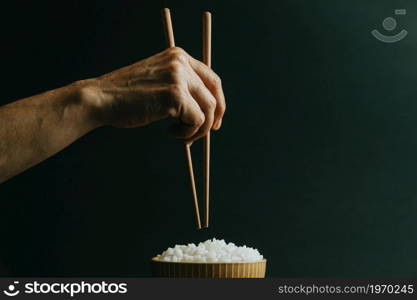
[84,47,226,142]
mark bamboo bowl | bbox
[151,257,266,278]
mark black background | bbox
[1,0,417,277]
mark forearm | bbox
[0,80,100,183]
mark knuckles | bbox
[165,83,187,114]
[167,60,185,76]
[218,100,226,114]
[166,47,188,63]
[195,113,205,127]
[212,73,222,88]
[165,47,188,83]
[206,98,216,111]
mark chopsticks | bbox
[161,8,212,230]
[202,12,211,228]
[162,8,202,230]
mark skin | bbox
[0,47,226,184]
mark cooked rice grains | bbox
[156,238,263,263]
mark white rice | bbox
[156,238,264,263]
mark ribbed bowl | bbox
[151,257,266,278]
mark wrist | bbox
[72,78,106,128]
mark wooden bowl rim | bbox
[151,257,267,264]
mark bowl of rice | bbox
[151,238,266,278]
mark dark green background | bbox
[1,0,417,277]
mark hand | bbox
[84,47,226,142]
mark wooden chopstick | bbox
[162,8,202,229]
[162,8,175,48]
[202,12,211,228]
[184,143,201,229]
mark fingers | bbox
[162,47,226,141]
[163,47,225,130]
[167,84,205,139]
[188,56,226,130]
[187,74,217,142]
